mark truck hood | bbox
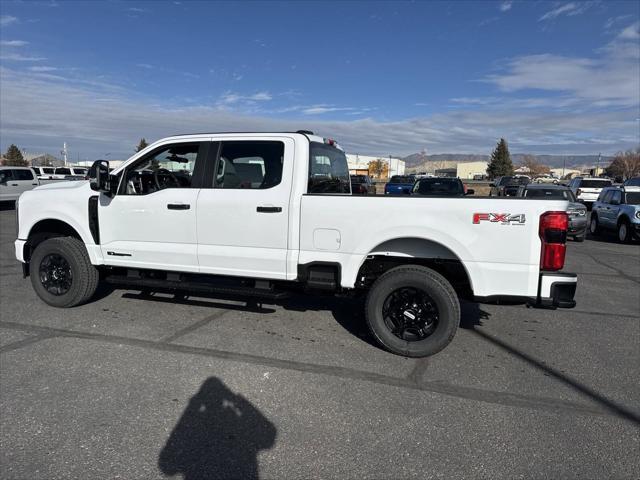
[34,180,89,191]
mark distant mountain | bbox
[403,153,612,171]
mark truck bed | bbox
[299,195,569,297]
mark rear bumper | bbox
[474,272,577,309]
[537,272,577,308]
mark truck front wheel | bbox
[365,265,460,357]
[29,237,100,308]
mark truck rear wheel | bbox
[365,265,460,357]
[30,237,99,308]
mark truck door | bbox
[196,138,293,280]
[98,141,209,272]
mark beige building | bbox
[456,161,489,179]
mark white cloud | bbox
[539,2,593,21]
[28,66,57,72]
[0,53,46,61]
[0,15,18,26]
[484,47,639,107]
[499,1,512,12]
[1,67,637,159]
[618,21,640,40]
[218,91,273,105]
[0,40,28,47]
[301,105,355,115]
[604,15,632,30]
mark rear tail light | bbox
[539,211,568,271]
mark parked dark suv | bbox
[490,176,530,197]
[412,177,473,197]
[350,175,376,195]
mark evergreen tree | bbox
[3,144,28,166]
[486,138,514,179]
[136,138,149,152]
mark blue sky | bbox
[0,0,639,160]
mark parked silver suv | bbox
[590,186,640,243]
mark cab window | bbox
[122,142,201,195]
[0,170,13,183]
[214,141,284,189]
[308,142,350,194]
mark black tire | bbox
[589,214,600,236]
[365,265,460,357]
[617,219,632,243]
[30,237,99,307]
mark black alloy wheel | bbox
[39,253,73,296]
[382,287,439,341]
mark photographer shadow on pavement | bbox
[158,377,277,480]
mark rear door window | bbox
[13,169,34,180]
[56,168,71,175]
[214,141,284,189]
[610,190,622,205]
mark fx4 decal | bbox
[473,213,526,225]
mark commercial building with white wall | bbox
[346,154,405,179]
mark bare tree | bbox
[605,148,640,181]
[520,154,550,176]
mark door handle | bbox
[167,203,190,210]
[256,206,282,213]
[11,183,18,186]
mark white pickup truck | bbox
[14,131,577,357]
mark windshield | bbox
[414,178,463,195]
[625,192,640,204]
[389,175,414,184]
[580,179,611,188]
[498,176,513,186]
[308,142,350,194]
[524,188,575,201]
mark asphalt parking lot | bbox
[0,207,638,479]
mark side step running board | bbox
[105,275,290,300]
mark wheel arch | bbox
[24,218,85,262]
[352,236,474,296]
[617,214,630,226]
